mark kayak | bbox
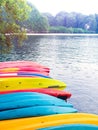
[0,92,67,102]
[0,72,51,78]
[40,124,98,130]
[0,88,71,100]
[0,113,98,129]
[0,67,49,73]
[0,98,73,111]
[0,71,49,76]
[0,61,50,72]
[17,72,51,78]
[0,92,72,106]
[0,77,66,91]
[0,106,77,120]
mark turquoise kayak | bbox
[0,92,71,103]
[39,124,98,130]
[0,98,73,111]
[0,106,77,120]
[17,72,51,78]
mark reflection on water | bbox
[0,34,98,114]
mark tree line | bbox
[43,12,98,33]
[22,3,98,33]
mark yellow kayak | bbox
[0,77,66,91]
[0,113,98,130]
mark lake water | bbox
[0,34,98,114]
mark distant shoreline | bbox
[26,33,98,36]
[4,33,98,36]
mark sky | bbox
[28,0,98,16]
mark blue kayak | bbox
[39,124,98,130]
[0,92,71,104]
[17,72,51,78]
[0,98,73,111]
[0,106,77,120]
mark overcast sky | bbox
[28,0,98,16]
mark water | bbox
[0,34,98,114]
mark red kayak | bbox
[0,88,72,100]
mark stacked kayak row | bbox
[0,61,98,130]
[0,61,50,75]
[0,61,75,120]
[0,60,71,100]
[0,92,77,120]
[0,61,66,91]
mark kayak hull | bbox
[0,73,51,78]
[40,124,98,130]
[0,61,50,72]
[0,106,77,120]
[0,92,76,120]
[0,77,66,91]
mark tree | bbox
[42,13,56,26]
[0,0,31,53]
[24,4,49,33]
[55,11,68,26]
[30,7,49,33]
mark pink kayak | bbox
[0,61,50,72]
[0,66,49,73]
[0,88,72,100]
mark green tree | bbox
[55,11,68,26]
[0,0,31,53]
[24,4,49,33]
[42,13,56,26]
